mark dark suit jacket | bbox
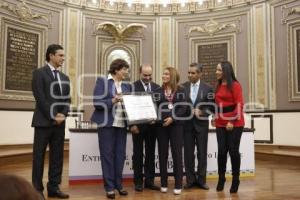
[183,81,214,130]
[91,77,132,127]
[31,65,71,127]
[131,80,160,132]
[154,86,187,125]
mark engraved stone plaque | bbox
[198,43,228,87]
[297,29,300,92]
[5,27,39,91]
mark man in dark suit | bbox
[31,44,71,199]
[130,64,160,192]
[183,63,214,190]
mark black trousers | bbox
[32,126,65,192]
[157,124,183,189]
[216,127,243,177]
[184,125,209,184]
[132,125,157,186]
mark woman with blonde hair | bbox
[154,67,187,195]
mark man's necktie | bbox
[53,70,61,96]
[145,83,150,92]
[191,84,197,104]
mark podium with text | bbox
[69,128,254,184]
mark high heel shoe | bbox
[230,179,240,193]
[117,189,128,196]
[106,191,115,199]
[216,177,226,191]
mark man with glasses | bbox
[130,64,160,192]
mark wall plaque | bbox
[297,29,300,92]
[5,27,39,91]
[198,43,228,87]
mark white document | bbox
[122,94,157,124]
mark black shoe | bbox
[117,189,128,196]
[184,182,196,189]
[135,185,143,192]
[48,190,69,199]
[216,178,226,191]
[230,179,240,193]
[106,191,115,199]
[38,191,45,200]
[198,183,209,190]
[144,184,160,191]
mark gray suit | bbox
[31,65,70,193]
[183,81,213,185]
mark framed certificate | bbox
[122,93,157,125]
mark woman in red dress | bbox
[212,61,245,193]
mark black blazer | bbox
[182,81,214,128]
[31,65,71,127]
[154,86,187,125]
[131,80,160,131]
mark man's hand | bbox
[130,125,140,134]
[163,117,173,127]
[54,113,65,125]
[193,108,203,118]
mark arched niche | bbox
[99,43,139,81]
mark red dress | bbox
[215,81,245,127]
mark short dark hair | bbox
[190,62,203,72]
[45,44,63,62]
[108,59,129,75]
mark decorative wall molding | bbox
[48,0,272,16]
[188,19,240,36]
[0,0,49,23]
[0,18,47,101]
[287,6,300,16]
[189,34,236,72]
[94,21,147,43]
[186,18,240,38]
[282,4,300,24]
[287,22,300,101]
[96,36,141,81]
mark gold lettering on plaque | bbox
[198,43,228,87]
[5,27,39,91]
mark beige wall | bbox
[0,0,300,114]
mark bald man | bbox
[130,64,160,192]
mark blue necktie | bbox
[191,84,197,104]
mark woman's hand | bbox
[163,117,173,127]
[130,125,140,134]
[112,94,122,104]
[211,119,216,127]
[226,122,234,131]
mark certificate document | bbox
[122,94,157,125]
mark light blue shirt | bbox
[190,79,200,104]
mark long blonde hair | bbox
[163,66,180,92]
